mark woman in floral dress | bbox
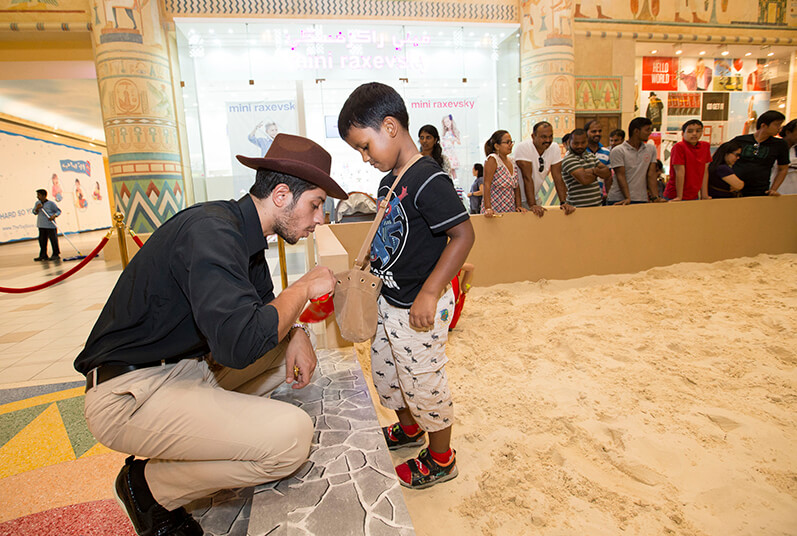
[482,130,525,217]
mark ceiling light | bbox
[767,52,775,56]
[650,49,658,54]
[698,50,706,56]
[745,52,752,56]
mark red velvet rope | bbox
[0,236,110,294]
[128,230,144,248]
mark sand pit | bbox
[357,253,797,536]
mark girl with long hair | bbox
[418,124,451,175]
[707,141,744,198]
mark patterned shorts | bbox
[370,288,455,433]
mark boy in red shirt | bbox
[665,119,712,201]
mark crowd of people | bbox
[465,110,795,216]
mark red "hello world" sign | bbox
[642,56,679,91]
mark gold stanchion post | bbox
[114,212,130,268]
[277,236,289,291]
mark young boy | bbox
[664,119,711,201]
[338,82,475,489]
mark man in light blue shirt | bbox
[33,189,61,261]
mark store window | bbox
[175,20,520,203]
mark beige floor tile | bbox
[11,303,53,312]
[0,330,42,344]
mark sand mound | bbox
[374,253,797,536]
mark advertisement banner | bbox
[407,97,478,189]
[226,100,299,197]
[0,130,109,243]
[642,56,678,91]
[701,92,730,122]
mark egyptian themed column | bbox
[88,0,184,232]
[519,0,576,140]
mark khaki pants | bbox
[83,341,313,510]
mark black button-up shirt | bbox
[74,195,279,374]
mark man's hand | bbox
[766,189,781,197]
[516,206,528,213]
[670,197,683,202]
[298,266,336,301]
[560,203,576,215]
[409,289,437,330]
[285,329,317,389]
[529,204,546,217]
[615,198,631,206]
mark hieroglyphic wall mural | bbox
[520,0,576,140]
[572,0,794,27]
[89,0,184,232]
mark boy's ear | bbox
[383,117,398,138]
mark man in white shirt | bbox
[514,121,575,216]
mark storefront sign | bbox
[642,57,678,91]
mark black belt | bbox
[85,358,190,392]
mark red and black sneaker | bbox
[395,448,458,489]
[382,422,426,450]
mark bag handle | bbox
[352,153,423,270]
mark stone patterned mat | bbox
[188,349,415,536]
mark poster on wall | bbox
[728,92,771,137]
[666,92,701,132]
[406,97,478,190]
[226,100,299,196]
[701,92,730,122]
[0,130,109,243]
[642,56,679,91]
[643,91,665,132]
[678,58,714,91]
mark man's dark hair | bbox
[532,121,551,135]
[337,82,409,139]
[757,110,786,130]
[570,128,587,138]
[610,129,625,140]
[36,189,47,197]
[584,119,601,131]
[249,169,315,206]
[561,133,571,147]
[628,117,652,138]
[681,119,703,132]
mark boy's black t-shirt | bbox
[731,134,789,196]
[370,156,469,308]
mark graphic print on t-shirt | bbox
[371,186,409,289]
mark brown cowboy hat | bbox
[236,134,348,199]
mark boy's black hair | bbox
[628,117,652,138]
[757,110,786,130]
[250,169,315,206]
[36,189,47,197]
[337,82,409,139]
[780,119,797,137]
[609,129,625,140]
[681,119,703,132]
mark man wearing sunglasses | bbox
[729,110,789,197]
[515,121,575,216]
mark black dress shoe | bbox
[114,456,204,536]
[48,254,60,260]
[33,257,46,261]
